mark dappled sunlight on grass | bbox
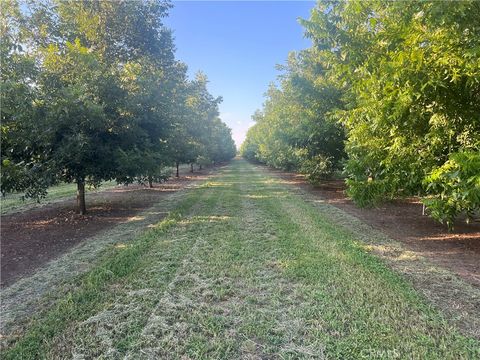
[108,186,180,194]
[243,192,288,200]
[179,215,232,225]
[309,199,326,204]
[362,243,420,262]
[126,215,145,222]
[265,259,292,270]
[397,252,420,261]
[143,210,168,217]
[258,177,302,186]
[199,181,233,188]
[261,178,283,185]
[244,194,271,199]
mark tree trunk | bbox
[199,164,202,170]
[176,162,179,177]
[148,176,153,188]
[77,179,87,215]
[190,163,194,173]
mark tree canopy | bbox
[242,0,479,228]
[1,0,236,214]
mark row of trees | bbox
[241,0,479,228]
[1,0,236,214]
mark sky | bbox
[165,1,315,147]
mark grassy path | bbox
[3,159,479,359]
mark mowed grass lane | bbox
[4,159,478,359]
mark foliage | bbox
[346,178,394,208]
[243,0,480,225]
[299,154,333,185]
[423,151,480,229]
[0,0,48,198]
[240,50,345,176]
[302,0,480,208]
[0,0,236,213]
[166,72,235,170]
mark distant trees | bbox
[242,0,479,227]
[241,50,345,183]
[1,0,236,214]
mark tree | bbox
[166,72,230,176]
[2,0,176,213]
[1,0,240,214]
[38,39,129,214]
[302,0,480,207]
[241,50,345,183]
[0,0,50,198]
[243,0,479,225]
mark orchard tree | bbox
[3,0,177,213]
[241,49,345,183]
[243,0,479,225]
[167,72,225,176]
[0,0,50,197]
[302,0,480,206]
[117,59,187,186]
[37,39,128,214]
[1,0,241,214]
[209,118,237,163]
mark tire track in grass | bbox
[120,170,243,358]
[260,163,480,341]
[120,170,241,358]
[225,165,326,359]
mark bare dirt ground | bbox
[1,169,210,287]
[269,168,480,288]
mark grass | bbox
[0,181,118,215]
[2,159,479,359]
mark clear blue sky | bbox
[165,1,315,147]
